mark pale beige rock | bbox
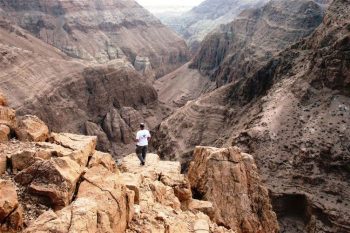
[0,179,19,221]
[15,157,83,209]
[0,92,7,106]
[0,155,6,175]
[119,172,142,204]
[149,181,181,210]
[15,115,49,142]
[188,147,279,233]
[35,142,73,158]
[187,199,214,218]
[0,106,16,128]
[78,165,134,233]
[0,179,23,232]
[11,149,41,171]
[0,124,10,142]
[50,133,97,166]
[120,153,181,181]
[88,151,118,173]
[194,219,210,233]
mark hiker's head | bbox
[140,123,145,130]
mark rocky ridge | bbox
[0,0,190,78]
[154,0,350,232]
[0,97,278,233]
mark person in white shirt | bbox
[135,123,151,166]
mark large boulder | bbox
[78,165,134,233]
[0,106,16,129]
[11,149,44,171]
[49,133,97,166]
[15,115,49,142]
[0,92,7,106]
[24,198,102,233]
[88,151,118,173]
[0,179,24,232]
[14,157,83,210]
[188,147,279,233]
[0,124,10,142]
[0,155,6,175]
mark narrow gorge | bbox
[0,0,349,232]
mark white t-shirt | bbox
[136,129,151,146]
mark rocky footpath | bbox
[0,94,279,233]
[154,0,349,232]
[0,0,190,78]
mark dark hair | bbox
[140,124,145,129]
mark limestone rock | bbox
[85,121,110,152]
[0,155,6,175]
[0,124,10,142]
[11,149,43,171]
[15,115,49,142]
[187,199,214,219]
[88,151,118,173]
[188,147,279,233]
[78,165,134,233]
[0,179,23,232]
[119,172,142,204]
[50,133,97,166]
[149,181,181,210]
[24,198,100,233]
[14,157,83,210]
[0,92,7,106]
[0,106,16,129]
[35,142,73,158]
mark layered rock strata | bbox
[0,0,190,77]
[154,0,349,231]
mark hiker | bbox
[135,123,151,166]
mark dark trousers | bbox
[136,145,147,164]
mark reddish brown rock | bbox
[11,149,42,171]
[0,92,7,106]
[0,155,6,175]
[50,133,97,166]
[0,106,16,129]
[78,165,134,233]
[0,124,10,142]
[0,179,23,232]
[88,151,118,173]
[118,172,142,204]
[188,147,279,233]
[15,115,49,142]
[14,157,83,210]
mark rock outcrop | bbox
[188,146,279,233]
[191,0,328,87]
[154,0,349,231]
[0,0,190,78]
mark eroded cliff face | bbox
[191,0,328,87]
[0,0,190,78]
[154,0,350,231]
[0,17,168,158]
[160,0,268,52]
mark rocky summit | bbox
[0,103,277,233]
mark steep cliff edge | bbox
[0,0,190,78]
[0,18,167,157]
[154,0,350,231]
[191,0,328,87]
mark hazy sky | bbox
[136,0,205,13]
